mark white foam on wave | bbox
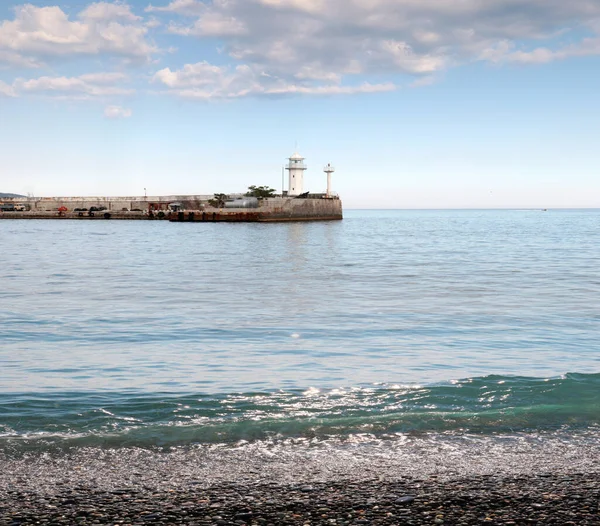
[2,430,600,494]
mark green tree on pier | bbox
[245,186,277,198]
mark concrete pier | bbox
[0,211,150,220]
[170,196,343,223]
[0,195,213,213]
[0,195,343,222]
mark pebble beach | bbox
[2,472,600,525]
[2,434,600,525]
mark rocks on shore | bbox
[1,472,599,525]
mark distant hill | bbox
[0,193,25,198]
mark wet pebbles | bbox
[2,472,599,525]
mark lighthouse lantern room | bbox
[286,152,307,196]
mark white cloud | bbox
[504,47,561,64]
[257,0,324,15]
[265,82,396,96]
[79,2,141,22]
[168,13,247,37]
[0,80,16,97]
[380,40,447,74]
[0,3,156,68]
[483,35,600,65]
[11,72,134,99]
[79,72,129,84]
[145,0,205,16]
[152,61,396,99]
[145,18,162,29]
[104,105,132,118]
[0,50,41,68]
[153,61,225,88]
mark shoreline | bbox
[2,472,599,525]
[2,433,600,524]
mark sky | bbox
[0,0,599,208]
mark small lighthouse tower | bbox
[286,152,307,196]
[324,163,335,197]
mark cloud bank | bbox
[145,0,600,98]
[1,0,600,104]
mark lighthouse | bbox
[286,152,307,196]
[324,163,335,197]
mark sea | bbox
[1,209,600,486]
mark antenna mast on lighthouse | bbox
[324,163,335,197]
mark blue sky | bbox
[1,0,599,208]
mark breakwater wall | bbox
[0,196,343,222]
[0,211,150,220]
[0,195,218,212]
[171,197,343,222]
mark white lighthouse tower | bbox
[286,152,307,196]
[324,163,335,197]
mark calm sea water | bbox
[1,209,600,452]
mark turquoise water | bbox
[1,209,600,451]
